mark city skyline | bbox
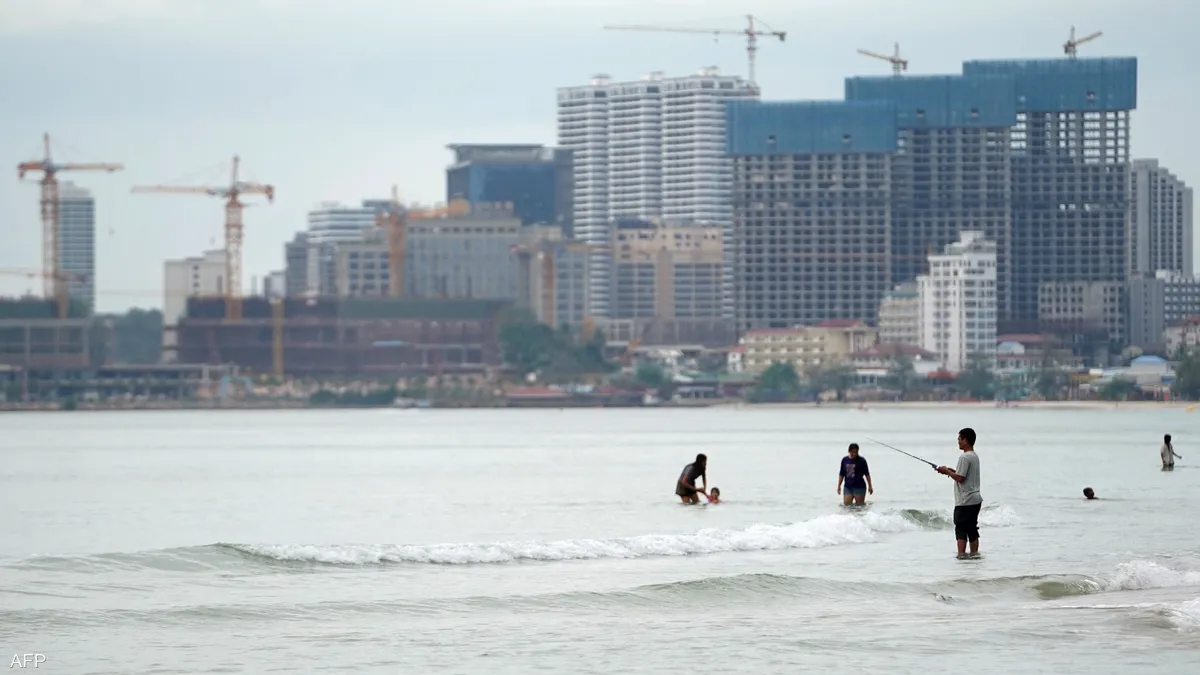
[0,0,1196,312]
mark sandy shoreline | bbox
[1,399,1195,413]
[712,400,1199,411]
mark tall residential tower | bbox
[1130,159,1193,278]
[918,231,998,373]
[557,68,757,317]
[57,181,96,312]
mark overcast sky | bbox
[1,0,1195,311]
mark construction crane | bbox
[131,156,274,321]
[511,240,595,329]
[375,187,471,298]
[857,43,908,76]
[603,14,786,88]
[1063,26,1102,58]
[271,297,284,378]
[17,133,123,319]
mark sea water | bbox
[1,407,1197,674]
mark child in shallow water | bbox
[706,487,721,503]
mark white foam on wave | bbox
[1166,598,1200,631]
[229,511,930,566]
[1101,560,1200,592]
[979,505,1022,527]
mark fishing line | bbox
[864,437,937,469]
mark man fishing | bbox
[675,453,708,504]
[1161,434,1182,469]
[935,428,982,557]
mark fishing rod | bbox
[865,437,938,469]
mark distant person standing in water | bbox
[837,443,873,505]
[1162,434,1182,469]
[936,428,982,556]
[675,453,708,504]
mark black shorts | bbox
[675,480,697,498]
[953,503,982,542]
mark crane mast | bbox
[1064,26,1102,58]
[17,133,123,318]
[857,43,908,76]
[376,191,471,298]
[130,156,274,321]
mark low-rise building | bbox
[739,320,877,374]
[1164,317,1200,356]
[878,283,920,347]
[848,342,941,387]
[994,336,1084,377]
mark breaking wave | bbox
[1032,560,1200,599]
[3,506,1020,570]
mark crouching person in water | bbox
[675,453,708,504]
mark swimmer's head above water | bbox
[1083,487,1096,500]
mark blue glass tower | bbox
[445,144,574,234]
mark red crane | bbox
[17,133,124,318]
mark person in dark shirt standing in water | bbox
[837,443,873,505]
[675,453,708,504]
[936,428,982,557]
[1161,434,1182,470]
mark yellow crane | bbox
[271,297,284,378]
[17,133,123,318]
[603,14,786,88]
[1064,26,1102,58]
[857,43,908,76]
[512,240,596,328]
[376,187,471,298]
[131,156,274,321]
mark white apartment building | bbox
[162,249,227,358]
[877,282,920,346]
[1131,159,1193,278]
[58,181,96,312]
[556,67,757,317]
[918,231,998,373]
[262,271,286,299]
[304,201,387,294]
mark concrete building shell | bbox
[727,57,1138,332]
[175,297,509,378]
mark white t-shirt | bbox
[1161,443,1177,464]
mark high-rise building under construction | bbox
[729,56,1138,332]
